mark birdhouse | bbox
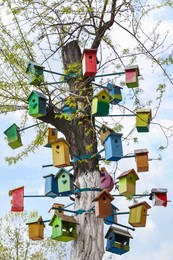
[26,61,44,85]
[82,49,97,77]
[105,226,133,255]
[43,174,59,198]
[125,65,140,88]
[92,189,114,218]
[48,203,65,214]
[4,123,23,149]
[92,90,111,116]
[103,133,123,161]
[9,186,24,212]
[136,108,152,132]
[26,216,45,240]
[117,169,139,197]
[128,201,151,227]
[100,167,114,192]
[61,105,76,120]
[54,168,74,196]
[27,90,47,118]
[51,138,70,168]
[134,149,149,172]
[104,204,119,225]
[107,83,123,104]
[44,128,58,148]
[98,125,114,145]
[150,188,168,207]
[49,213,78,242]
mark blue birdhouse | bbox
[43,174,59,198]
[26,61,44,86]
[105,226,133,255]
[103,133,123,161]
[27,90,47,118]
[104,204,119,225]
[54,168,74,196]
[106,83,122,105]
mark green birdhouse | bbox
[92,89,111,116]
[26,61,44,86]
[49,213,78,242]
[4,123,23,149]
[117,169,139,197]
[54,168,73,196]
[26,216,45,240]
[128,201,151,227]
[51,138,70,168]
[27,90,47,118]
[125,65,140,88]
[136,108,152,132]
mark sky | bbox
[0,1,173,260]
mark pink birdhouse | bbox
[151,188,168,207]
[100,167,114,192]
[9,186,24,212]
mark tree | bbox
[0,211,67,260]
[0,1,172,260]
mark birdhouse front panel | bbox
[9,186,24,212]
[128,202,151,227]
[151,188,168,207]
[135,149,149,172]
[93,189,114,218]
[4,124,23,149]
[103,133,123,161]
[51,139,70,168]
[57,170,73,195]
[125,65,139,88]
[82,49,97,77]
[107,83,122,104]
[26,217,44,240]
[92,98,110,116]
[44,128,58,148]
[43,174,58,197]
[117,169,139,197]
[136,109,152,132]
[27,91,47,118]
[26,62,44,86]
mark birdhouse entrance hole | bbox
[115,139,118,143]
[89,55,92,59]
[102,95,106,99]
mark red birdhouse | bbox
[151,188,168,207]
[82,49,97,77]
[9,186,24,212]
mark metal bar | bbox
[18,122,44,132]
[40,81,66,85]
[95,72,125,78]
[94,114,136,117]
[113,212,129,215]
[24,195,55,198]
[52,207,77,214]
[92,82,107,89]
[43,69,68,78]
[112,194,150,197]
[105,219,135,231]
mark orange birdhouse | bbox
[44,128,58,148]
[51,138,70,168]
[134,149,149,172]
[128,201,151,227]
[26,216,45,240]
[9,186,24,212]
[98,125,114,145]
[82,49,97,77]
[92,189,114,218]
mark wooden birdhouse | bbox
[51,138,70,168]
[103,133,123,161]
[104,204,119,225]
[100,167,114,192]
[43,174,59,197]
[151,188,168,207]
[49,213,78,242]
[9,186,24,212]
[134,149,149,172]
[82,49,97,77]
[49,203,65,214]
[117,169,139,197]
[92,189,114,218]
[105,226,133,255]
[136,108,152,132]
[92,89,111,116]
[27,90,47,118]
[128,201,151,227]
[4,123,23,149]
[125,65,140,88]
[54,168,74,196]
[98,125,114,145]
[107,83,123,104]
[26,216,44,240]
[26,61,44,85]
[44,128,58,148]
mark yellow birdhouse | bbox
[26,216,45,240]
[117,169,139,197]
[44,128,58,148]
[128,201,151,227]
[134,149,149,172]
[136,108,152,132]
[98,125,114,145]
[51,138,70,168]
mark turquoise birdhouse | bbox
[106,83,122,105]
[26,61,44,86]
[104,204,119,225]
[4,123,23,149]
[103,133,123,161]
[27,90,47,118]
[54,168,74,196]
[43,174,59,198]
[105,226,133,255]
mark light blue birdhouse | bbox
[107,83,122,105]
[103,133,123,161]
[43,174,59,198]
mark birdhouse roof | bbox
[110,203,119,211]
[107,82,123,90]
[151,188,168,194]
[129,201,151,210]
[54,168,73,181]
[136,108,152,119]
[103,132,123,144]
[51,137,70,147]
[48,203,65,213]
[82,48,97,58]
[125,65,140,75]
[105,226,133,239]
[94,89,112,100]
[134,148,149,155]
[117,169,139,180]
[49,213,78,226]
[4,123,19,136]
[26,61,45,72]
[92,189,114,202]
[43,173,55,179]
[27,90,47,101]
[98,125,114,135]
[9,186,24,196]
[26,216,44,225]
